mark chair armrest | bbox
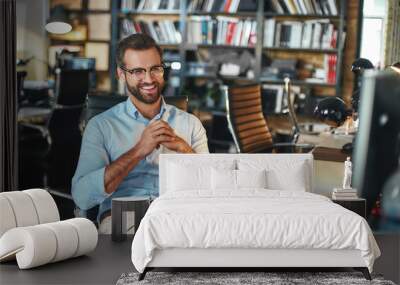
[46,189,73,201]
[19,123,50,143]
[272,142,315,153]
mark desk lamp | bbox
[313,97,351,128]
[45,5,71,34]
[283,77,314,152]
[351,58,374,112]
[390,62,400,74]
[313,58,374,154]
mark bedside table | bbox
[111,196,151,242]
[332,198,366,218]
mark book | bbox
[332,187,358,200]
[327,0,338,15]
[248,21,257,47]
[332,193,359,200]
[333,188,357,193]
[325,54,337,83]
[301,21,313,48]
[263,19,276,47]
[271,0,284,13]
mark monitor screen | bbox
[353,71,400,224]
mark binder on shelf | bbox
[324,54,337,84]
[121,19,181,44]
[120,0,135,12]
[266,0,338,15]
[136,0,179,11]
[270,0,284,14]
[263,19,276,47]
[187,0,256,13]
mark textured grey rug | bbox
[116,272,396,285]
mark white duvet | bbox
[131,190,380,273]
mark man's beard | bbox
[126,81,162,104]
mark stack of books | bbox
[332,188,358,200]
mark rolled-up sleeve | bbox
[190,115,209,154]
[71,119,111,210]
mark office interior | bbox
[1,0,400,284]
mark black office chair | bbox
[19,69,90,219]
[83,92,188,126]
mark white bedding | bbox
[131,190,380,273]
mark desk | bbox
[311,147,352,197]
[0,236,133,285]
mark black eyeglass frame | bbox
[119,63,167,80]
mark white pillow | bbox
[266,167,307,191]
[211,169,267,191]
[167,163,210,191]
[211,168,236,190]
[237,169,267,189]
[237,159,310,191]
[166,160,236,192]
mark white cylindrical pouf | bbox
[0,218,97,269]
[0,226,57,269]
[1,192,39,227]
[42,221,79,262]
[23,189,60,224]
[65,218,98,257]
[0,196,17,237]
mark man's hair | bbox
[116,33,163,67]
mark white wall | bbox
[16,0,48,80]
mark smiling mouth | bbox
[140,84,158,93]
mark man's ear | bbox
[116,67,124,81]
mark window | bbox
[360,0,387,68]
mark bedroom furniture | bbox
[224,84,314,153]
[0,189,97,269]
[112,196,150,242]
[0,235,132,285]
[312,147,349,162]
[312,146,350,197]
[0,234,396,285]
[132,154,380,281]
[332,198,366,218]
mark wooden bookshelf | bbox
[48,0,115,91]
[50,0,356,101]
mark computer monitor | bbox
[352,70,400,219]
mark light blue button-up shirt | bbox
[71,97,209,220]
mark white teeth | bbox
[141,85,155,90]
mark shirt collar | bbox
[125,96,168,121]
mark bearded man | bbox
[71,34,208,232]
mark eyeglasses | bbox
[119,64,165,81]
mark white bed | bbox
[131,154,380,280]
